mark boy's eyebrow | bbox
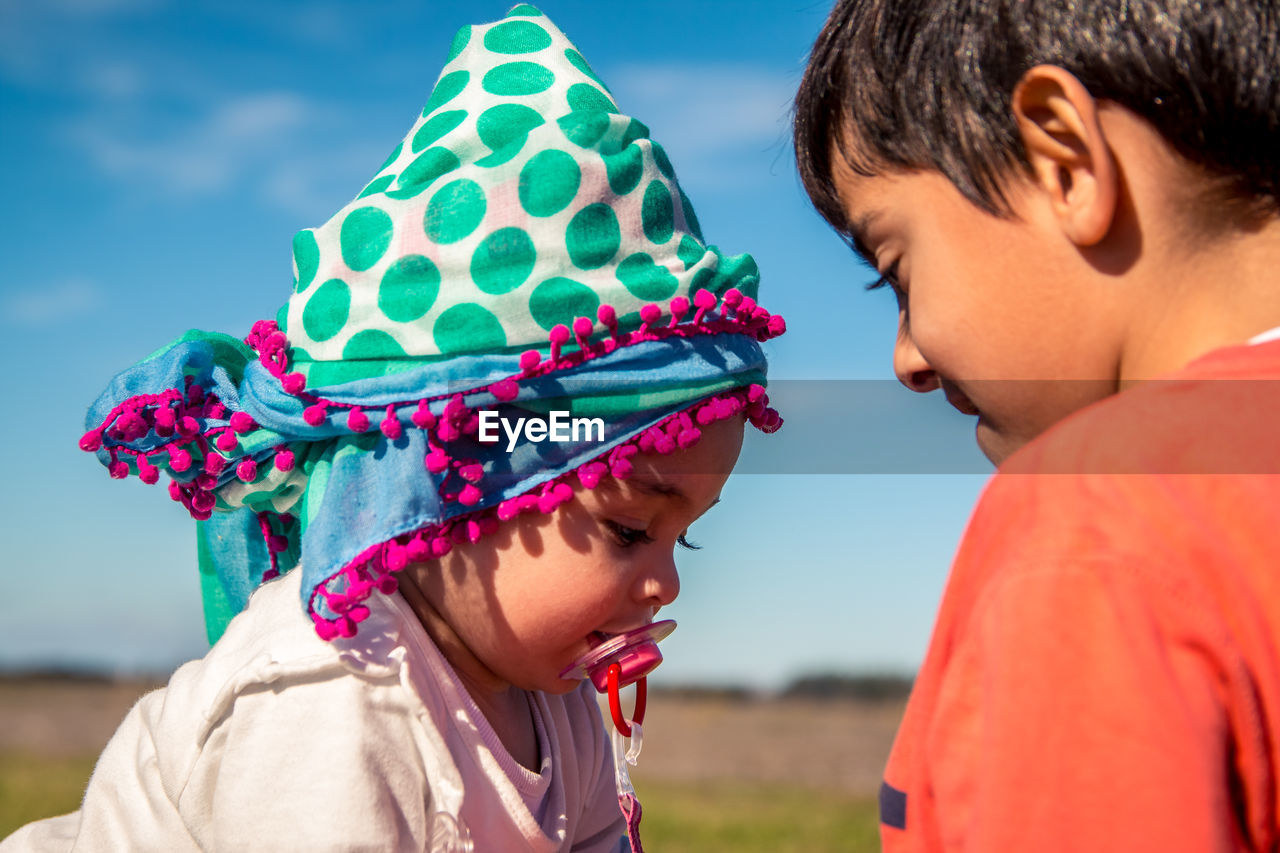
[846,210,883,268]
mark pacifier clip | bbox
[559,620,676,853]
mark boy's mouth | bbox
[942,382,980,417]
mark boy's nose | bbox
[893,318,941,393]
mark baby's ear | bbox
[1012,65,1118,247]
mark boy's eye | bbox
[605,520,654,548]
[866,259,902,294]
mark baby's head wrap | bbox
[82,5,784,644]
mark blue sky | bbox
[0,0,992,689]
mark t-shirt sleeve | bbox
[179,669,433,852]
[927,558,1241,852]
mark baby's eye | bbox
[605,520,654,548]
[677,534,701,551]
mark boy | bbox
[794,0,1280,850]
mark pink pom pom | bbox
[377,574,400,594]
[405,538,431,562]
[380,406,402,440]
[237,458,258,482]
[498,499,521,521]
[230,411,256,434]
[412,401,436,430]
[597,304,617,327]
[383,543,407,572]
[490,378,519,401]
[767,315,787,337]
[577,461,606,489]
[466,519,484,543]
[282,373,306,394]
[694,289,717,310]
[748,384,766,403]
[639,304,662,324]
[678,427,701,448]
[722,288,743,308]
[195,473,218,490]
[431,536,453,558]
[154,406,176,432]
[573,316,594,338]
[168,481,182,501]
[137,457,160,484]
[479,517,499,537]
[178,416,200,437]
[268,534,289,553]
[187,384,205,405]
[538,491,560,514]
[303,404,327,426]
[654,434,676,454]
[444,394,467,420]
[549,324,571,345]
[425,448,450,474]
[337,616,358,638]
[553,482,574,502]
[347,408,370,432]
[314,619,339,642]
[204,453,227,474]
[79,430,103,452]
[739,296,757,315]
[458,484,482,506]
[274,448,295,472]
[191,489,216,513]
[610,458,634,478]
[216,430,238,452]
[669,296,690,321]
[459,463,484,483]
[519,350,542,372]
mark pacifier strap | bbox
[619,791,644,853]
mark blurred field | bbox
[0,675,903,850]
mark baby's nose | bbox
[633,557,680,609]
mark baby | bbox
[3,6,783,852]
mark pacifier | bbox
[560,619,675,734]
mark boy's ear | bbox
[1011,65,1118,247]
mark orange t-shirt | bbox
[882,339,1280,852]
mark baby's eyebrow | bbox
[629,477,687,503]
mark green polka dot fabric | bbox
[282,5,760,365]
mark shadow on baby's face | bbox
[404,414,746,695]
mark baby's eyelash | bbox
[605,520,654,548]
[677,534,701,551]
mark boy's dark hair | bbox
[794,0,1280,234]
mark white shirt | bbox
[1,570,625,852]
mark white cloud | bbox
[5,278,103,326]
[607,62,798,188]
[71,91,314,196]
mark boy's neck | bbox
[1119,214,1280,384]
